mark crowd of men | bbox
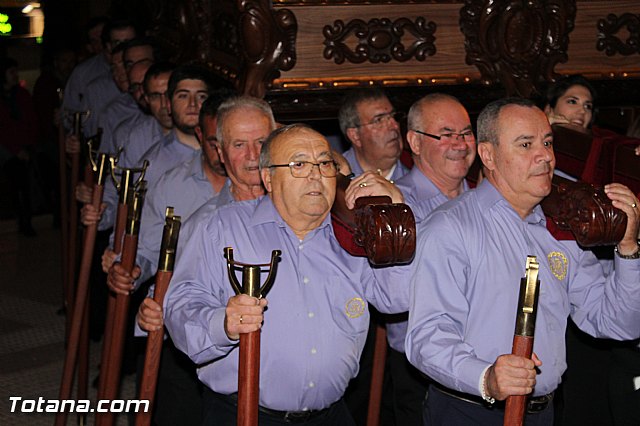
[47,15,640,426]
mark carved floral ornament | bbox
[323,17,436,64]
[597,13,640,56]
[459,0,576,97]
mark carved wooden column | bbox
[237,0,297,98]
[460,0,576,97]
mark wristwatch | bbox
[614,241,640,259]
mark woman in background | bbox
[0,57,38,236]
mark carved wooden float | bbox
[144,0,640,118]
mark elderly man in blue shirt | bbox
[338,88,408,182]
[384,93,476,425]
[112,94,274,426]
[338,87,410,422]
[406,97,640,425]
[163,123,408,425]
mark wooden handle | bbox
[503,335,534,426]
[237,330,260,426]
[136,270,173,426]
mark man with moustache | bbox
[163,123,409,425]
[405,97,640,425]
[382,93,476,425]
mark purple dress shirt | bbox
[405,180,640,397]
[164,196,410,411]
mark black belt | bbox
[214,390,334,423]
[433,384,553,414]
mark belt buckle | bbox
[283,410,312,423]
[526,394,552,414]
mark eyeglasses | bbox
[268,160,339,178]
[355,111,405,129]
[129,83,143,95]
[146,91,168,102]
[412,129,475,142]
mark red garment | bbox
[0,86,38,155]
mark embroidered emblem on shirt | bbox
[345,297,366,319]
[547,251,568,280]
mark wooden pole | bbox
[97,164,137,400]
[366,324,387,426]
[97,185,146,426]
[55,153,108,426]
[136,208,181,426]
[58,106,70,322]
[65,112,83,341]
[224,248,280,426]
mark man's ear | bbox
[477,142,495,172]
[543,105,552,116]
[406,131,421,156]
[346,127,362,148]
[194,125,203,144]
[216,143,225,165]
[261,168,272,193]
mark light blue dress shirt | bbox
[62,54,110,122]
[385,167,469,352]
[96,94,144,157]
[405,179,640,397]
[164,196,410,411]
[135,155,224,285]
[99,130,199,232]
[80,74,121,137]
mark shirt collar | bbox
[475,179,546,225]
[250,196,333,235]
[214,179,234,208]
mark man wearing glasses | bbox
[338,89,410,423]
[338,88,409,182]
[384,93,476,425]
[164,123,409,425]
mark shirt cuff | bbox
[210,307,236,349]
[614,255,640,285]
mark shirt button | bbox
[309,381,315,388]
[302,407,309,412]
[311,348,317,354]
[303,277,309,284]
[298,244,303,250]
[308,312,315,318]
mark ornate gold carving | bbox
[323,17,436,64]
[597,13,640,56]
[460,0,576,97]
